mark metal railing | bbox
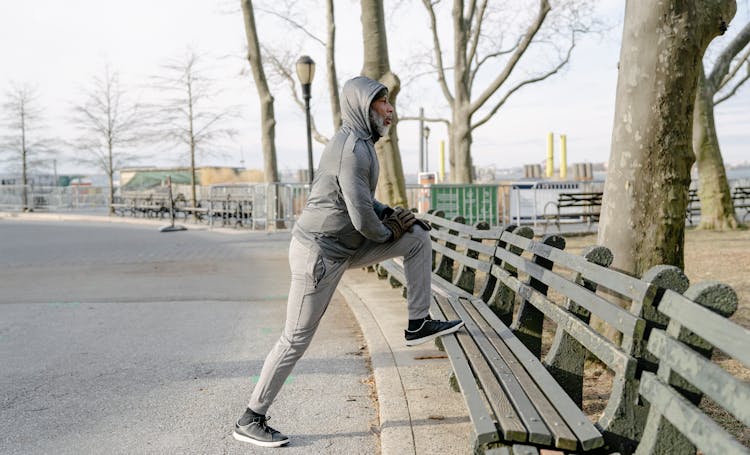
[0,185,110,211]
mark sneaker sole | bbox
[233,430,290,448]
[405,321,465,346]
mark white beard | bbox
[370,108,390,137]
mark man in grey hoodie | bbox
[233,76,464,448]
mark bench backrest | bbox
[419,211,504,295]
[636,284,748,455]
[558,192,603,208]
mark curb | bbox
[338,280,417,455]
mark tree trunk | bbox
[241,0,278,184]
[450,110,473,183]
[326,0,341,130]
[21,112,28,211]
[598,0,736,277]
[450,0,473,184]
[108,142,115,215]
[692,65,738,230]
[360,0,407,208]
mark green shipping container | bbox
[429,184,499,226]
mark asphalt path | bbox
[0,220,378,454]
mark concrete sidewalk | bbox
[339,270,472,455]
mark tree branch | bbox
[400,115,451,127]
[707,21,750,89]
[716,44,750,92]
[466,0,488,74]
[470,36,523,87]
[421,0,455,105]
[469,0,551,115]
[714,64,750,105]
[471,35,574,130]
[255,6,326,47]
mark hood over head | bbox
[340,76,388,141]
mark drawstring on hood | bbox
[340,76,388,142]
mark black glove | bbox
[382,208,418,241]
[379,206,395,220]
[413,219,432,231]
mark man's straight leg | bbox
[248,238,347,415]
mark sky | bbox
[0,0,748,177]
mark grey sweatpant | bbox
[248,227,432,414]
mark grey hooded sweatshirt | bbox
[292,76,393,260]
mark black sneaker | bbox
[405,319,465,346]
[233,415,290,448]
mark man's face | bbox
[370,96,393,136]
[371,96,393,127]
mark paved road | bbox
[0,220,378,454]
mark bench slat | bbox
[647,330,750,425]
[432,297,522,444]
[430,228,497,256]
[493,248,643,337]
[465,296,605,451]
[638,372,750,455]
[420,213,503,239]
[444,297,553,446]
[458,297,579,451]
[500,231,655,305]
[430,300,502,446]
[433,242,492,274]
[657,290,750,367]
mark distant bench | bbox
[686,186,750,225]
[542,192,602,231]
[732,186,750,222]
[372,211,745,454]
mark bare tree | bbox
[254,0,342,138]
[0,84,54,210]
[241,0,279,184]
[361,0,408,207]
[152,51,237,209]
[692,20,750,230]
[598,1,736,279]
[70,66,142,214]
[420,0,594,183]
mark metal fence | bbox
[407,181,605,226]
[0,185,110,211]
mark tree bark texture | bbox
[692,66,738,230]
[241,0,279,184]
[360,0,407,208]
[598,0,736,276]
[326,0,341,131]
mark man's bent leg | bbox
[248,238,347,414]
[349,227,432,320]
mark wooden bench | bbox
[686,188,701,225]
[374,212,743,454]
[377,212,606,453]
[732,186,750,222]
[635,283,748,455]
[542,192,602,231]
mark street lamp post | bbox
[296,55,316,184]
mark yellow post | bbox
[560,134,567,179]
[439,140,445,182]
[546,132,554,178]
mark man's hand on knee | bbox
[383,207,417,241]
